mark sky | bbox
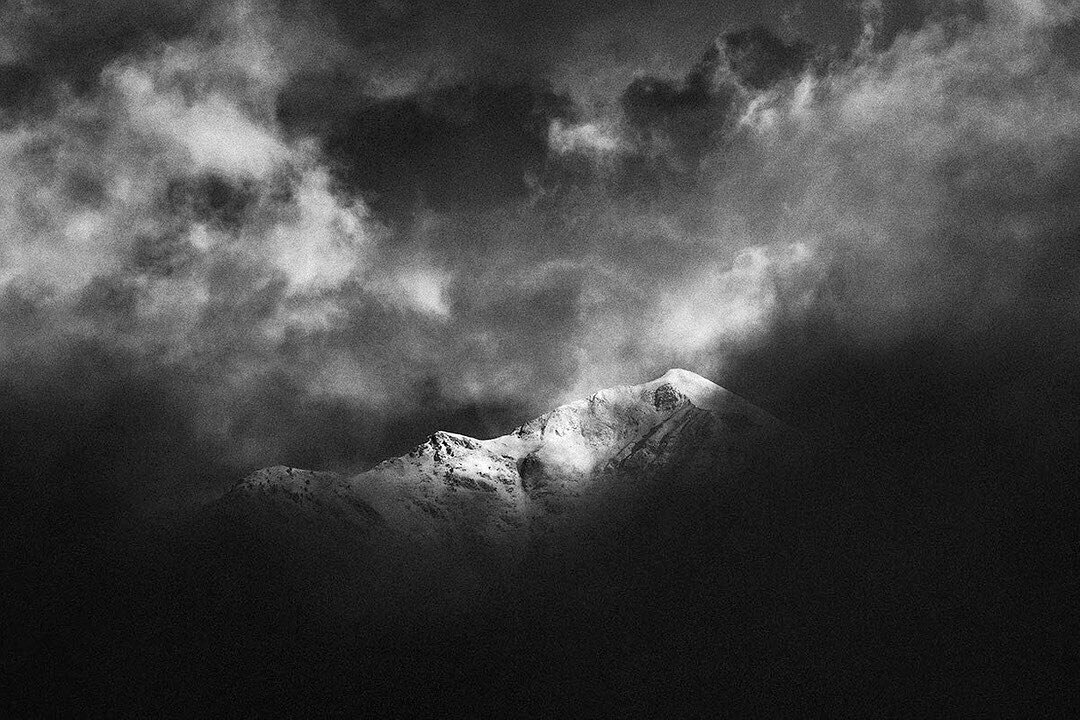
[1,0,1079,516]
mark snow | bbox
[222,370,784,546]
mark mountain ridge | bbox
[218,369,784,547]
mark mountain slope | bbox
[217,369,784,550]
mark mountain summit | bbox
[220,370,783,548]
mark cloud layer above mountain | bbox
[2,0,1078,512]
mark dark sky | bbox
[1,0,1079,514]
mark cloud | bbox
[707,1,1080,448]
[0,6,450,512]
[1,0,1078,520]
[548,118,624,156]
[310,79,574,218]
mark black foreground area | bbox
[4,412,1077,718]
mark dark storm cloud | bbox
[723,25,812,89]
[275,23,812,223]
[619,47,739,173]
[0,63,45,113]
[296,0,842,85]
[614,26,810,178]
[309,80,574,218]
[306,0,647,72]
[0,0,937,105]
[2,0,216,86]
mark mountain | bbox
[216,369,785,552]
[18,370,1067,717]
[164,370,804,716]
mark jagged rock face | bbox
[222,369,783,548]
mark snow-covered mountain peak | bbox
[653,367,720,401]
[219,371,784,546]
